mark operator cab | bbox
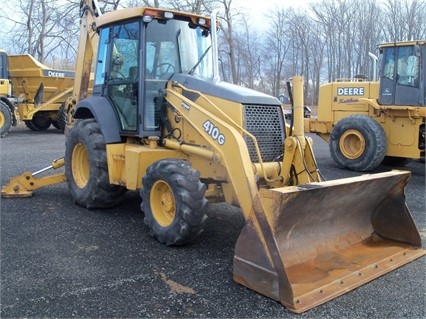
[379,41,425,106]
[0,50,8,80]
[92,9,213,137]
[0,50,12,98]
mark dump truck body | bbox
[2,1,425,314]
[8,54,76,131]
[306,41,425,171]
[0,51,91,136]
[8,54,75,106]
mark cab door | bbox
[104,20,141,133]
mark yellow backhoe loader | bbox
[2,0,425,313]
[0,50,76,137]
[305,40,425,171]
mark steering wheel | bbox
[154,63,175,79]
[110,71,126,80]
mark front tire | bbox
[0,101,13,137]
[65,119,126,208]
[141,159,208,246]
[329,115,387,172]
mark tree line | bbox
[1,0,425,104]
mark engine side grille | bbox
[243,104,285,163]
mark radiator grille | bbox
[243,104,285,163]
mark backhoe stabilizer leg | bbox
[1,158,66,198]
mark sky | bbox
[0,0,320,53]
[229,0,319,27]
[232,0,318,13]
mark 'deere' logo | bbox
[337,87,365,96]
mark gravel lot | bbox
[1,125,425,318]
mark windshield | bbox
[381,45,419,87]
[146,19,213,79]
[0,52,7,79]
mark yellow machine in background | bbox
[0,50,75,137]
[0,50,16,137]
[2,1,425,313]
[306,40,425,171]
[0,49,15,136]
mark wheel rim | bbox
[71,143,90,188]
[0,110,5,128]
[151,180,176,227]
[339,129,365,159]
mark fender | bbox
[73,96,122,143]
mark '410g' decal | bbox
[203,120,225,145]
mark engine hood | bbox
[170,74,281,106]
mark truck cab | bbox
[0,50,12,97]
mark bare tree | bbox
[286,9,326,105]
[216,0,241,84]
[382,0,426,41]
[310,0,354,81]
[125,0,160,7]
[1,0,424,92]
[261,8,292,97]
[162,0,215,13]
[1,0,80,65]
[232,15,262,88]
[351,0,383,79]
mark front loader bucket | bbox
[233,170,425,313]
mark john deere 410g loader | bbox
[305,40,425,171]
[2,0,425,313]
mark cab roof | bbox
[95,7,211,29]
[380,40,426,48]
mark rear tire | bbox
[24,113,51,131]
[329,115,386,172]
[0,101,13,137]
[141,159,208,246]
[55,103,68,131]
[65,118,126,208]
[51,120,62,130]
